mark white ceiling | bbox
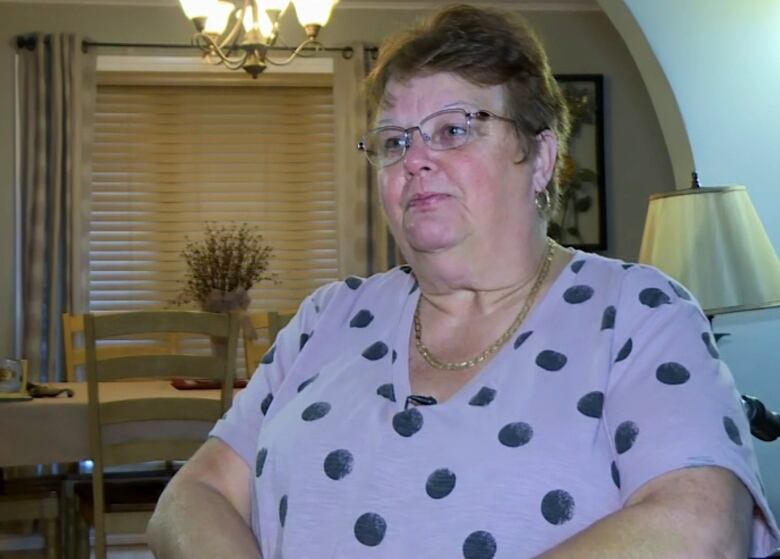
[0,0,601,11]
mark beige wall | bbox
[0,2,673,357]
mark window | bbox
[89,77,339,316]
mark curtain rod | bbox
[14,35,371,58]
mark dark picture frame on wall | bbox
[549,74,607,251]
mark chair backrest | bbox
[243,310,296,377]
[62,313,179,382]
[84,310,239,473]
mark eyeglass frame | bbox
[356,108,520,168]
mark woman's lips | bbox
[408,192,450,208]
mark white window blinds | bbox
[89,80,338,314]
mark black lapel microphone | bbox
[404,394,438,410]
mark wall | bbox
[0,4,673,362]
[603,0,780,518]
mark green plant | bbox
[173,222,274,307]
[548,83,599,245]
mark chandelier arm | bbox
[265,38,319,66]
[222,53,251,70]
[199,36,250,67]
[219,1,249,50]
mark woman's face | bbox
[376,72,543,263]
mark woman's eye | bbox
[445,125,467,136]
[384,136,406,151]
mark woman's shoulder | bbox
[569,250,705,322]
[569,251,690,292]
[306,266,417,318]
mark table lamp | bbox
[639,174,780,316]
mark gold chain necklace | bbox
[413,238,555,371]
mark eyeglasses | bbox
[356,108,516,168]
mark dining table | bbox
[0,381,235,468]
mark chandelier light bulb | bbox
[242,6,274,37]
[293,0,338,28]
[264,0,291,14]
[179,0,217,20]
[203,1,235,35]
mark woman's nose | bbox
[402,128,434,174]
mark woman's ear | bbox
[531,130,558,193]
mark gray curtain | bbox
[18,34,96,382]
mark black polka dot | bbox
[541,489,575,525]
[315,304,320,313]
[302,401,331,421]
[702,332,719,359]
[345,276,363,290]
[376,383,396,402]
[498,422,533,447]
[622,263,634,270]
[462,530,497,559]
[261,393,273,416]
[577,391,604,418]
[299,332,311,350]
[324,449,354,480]
[615,338,632,362]
[615,421,639,454]
[639,287,671,308]
[563,285,594,304]
[255,448,267,477]
[669,280,691,300]
[362,341,388,361]
[426,468,456,499]
[392,350,398,363]
[261,346,275,364]
[535,350,567,371]
[354,512,386,547]
[513,330,533,349]
[350,309,374,328]
[468,387,496,407]
[610,461,621,489]
[409,281,419,294]
[656,362,690,385]
[723,416,742,446]
[392,408,423,437]
[601,306,616,330]
[399,265,412,274]
[571,260,585,273]
[279,495,287,527]
[297,374,318,392]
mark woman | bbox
[148,5,779,558]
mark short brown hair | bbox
[364,4,571,218]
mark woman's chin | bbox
[404,232,467,255]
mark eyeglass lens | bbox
[363,109,473,167]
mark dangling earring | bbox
[535,189,551,216]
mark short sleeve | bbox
[603,266,779,556]
[209,283,339,468]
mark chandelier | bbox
[178,0,340,79]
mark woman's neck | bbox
[407,232,553,318]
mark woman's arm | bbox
[147,437,261,559]
[537,466,753,559]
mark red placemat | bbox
[171,378,248,390]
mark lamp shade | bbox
[294,0,337,27]
[639,185,780,315]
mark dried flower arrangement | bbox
[173,222,274,311]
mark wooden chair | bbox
[243,310,296,376]
[74,310,239,559]
[62,313,179,382]
[0,489,60,559]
